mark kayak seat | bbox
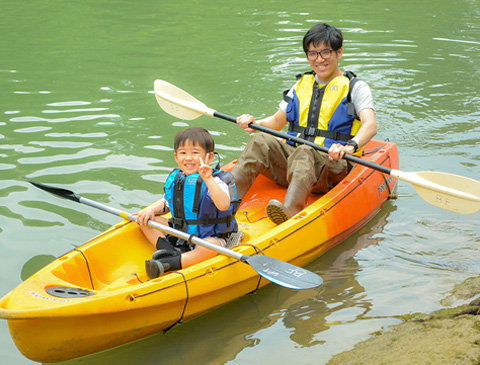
[225,231,244,248]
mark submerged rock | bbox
[329,277,480,364]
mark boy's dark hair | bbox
[303,23,343,53]
[174,127,215,153]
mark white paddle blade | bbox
[153,80,215,120]
[392,170,480,214]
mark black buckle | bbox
[169,217,184,226]
[305,127,317,137]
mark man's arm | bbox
[329,107,377,160]
[237,109,287,133]
[351,108,378,148]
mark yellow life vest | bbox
[284,71,363,155]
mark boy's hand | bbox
[198,157,212,180]
[133,207,156,225]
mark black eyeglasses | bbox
[306,49,334,61]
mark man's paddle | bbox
[153,79,480,215]
[25,178,323,290]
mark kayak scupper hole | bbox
[296,212,306,219]
[126,294,138,302]
[239,232,250,242]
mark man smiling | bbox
[232,23,378,224]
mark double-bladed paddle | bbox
[25,178,323,290]
[153,79,480,215]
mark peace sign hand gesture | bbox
[198,157,212,180]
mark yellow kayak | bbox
[0,139,398,362]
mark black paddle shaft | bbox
[213,111,392,176]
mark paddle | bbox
[153,79,480,215]
[25,178,323,290]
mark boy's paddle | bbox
[153,79,480,215]
[25,178,323,290]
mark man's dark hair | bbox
[174,127,215,153]
[303,23,343,53]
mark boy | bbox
[135,127,239,279]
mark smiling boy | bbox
[135,127,238,279]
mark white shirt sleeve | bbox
[160,196,169,210]
[350,80,375,115]
[207,176,230,199]
[279,82,298,113]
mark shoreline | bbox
[329,276,480,364]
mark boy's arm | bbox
[133,199,170,225]
[149,200,170,215]
[199,157,231,211]
[203,177,231,211]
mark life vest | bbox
[164,168,240,239]
[284,71,363,155]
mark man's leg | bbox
[267,145,349,224]
[232,133,293,200]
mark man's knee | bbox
[246,132,274,151]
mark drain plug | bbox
[46,286,95,298]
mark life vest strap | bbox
[169,199,241,228]
[288,124,353,142]
[169,214,235,227]
[192,177,204,213]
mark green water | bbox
[1,0,479,364]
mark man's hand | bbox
[236,114,256,133]
[328,143,355,161]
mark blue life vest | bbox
[164,168,240,239]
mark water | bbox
[1,0,479,364]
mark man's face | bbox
[306,42,343,83]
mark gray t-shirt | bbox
[279,73,375,118]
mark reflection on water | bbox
[57,203,396,365]
[20,255,56,281]
[1,0,480,364]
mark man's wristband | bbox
[345,139,359,153]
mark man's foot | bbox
[266,199,292,225]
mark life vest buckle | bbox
[305,126,317,137]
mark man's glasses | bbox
[306,49,334,61]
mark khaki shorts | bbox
[234,133,354,194]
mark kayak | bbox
[0,139,398,362]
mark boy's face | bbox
[307,41,343,83]
[174,139,214,176]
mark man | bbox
[232,23,377,224]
